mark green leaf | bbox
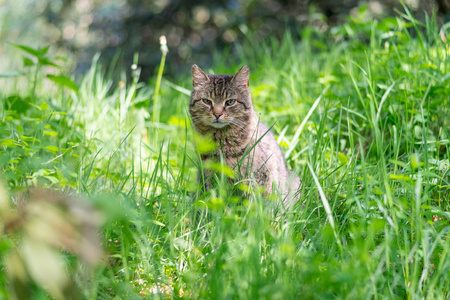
[389,174,413,182]
[369,218,386,233]
[193,132,217,154]
[204,161,235,178]
[23,57,35,67]
[20,136,38,142]
[5,95,31,113]
[9,43,42,57]
[44,175,59,184]
[419,63,437,70]
[205,196,225,210]
[0,139,18,148]
[45,146,60,154]
[337,152,348,164]
[43,131,58,137]
[38,57,59,67]
[39,45,50,56]
[150,220,166,227]
[16,125,24,134]
[47,75,78,92]
[411,154,419,170]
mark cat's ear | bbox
[232,65,249,88]
[192,64,210,87]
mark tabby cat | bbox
[189,65,300,208]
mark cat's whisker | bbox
[234,119,248,126]
[229,124,245,131]
[230,120,248,129]
[229,120,247,131]
[230,120,245,127]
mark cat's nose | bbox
[213,112,223,119]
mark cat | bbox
[189,65,300,209]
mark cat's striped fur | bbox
[189,65,300,208]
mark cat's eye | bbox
[225,99,236,106]
[202,99,212,105]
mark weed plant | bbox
[1,6,450,299]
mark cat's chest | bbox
[202,143,248,162]
[211,130,249,152]
[201,130,252,165]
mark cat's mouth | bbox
[210,120,228,128]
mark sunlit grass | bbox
[1,6,450,299]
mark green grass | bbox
[1,7,450,299]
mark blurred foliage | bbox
[0,0,445,80]
[0,186,104,299]
[0,2,450,299]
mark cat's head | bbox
[189,65,252,130]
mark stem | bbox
[32,64,40,96]
[152,52,166,125]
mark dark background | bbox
[2,0,449,80]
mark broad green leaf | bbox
[44,175,59,184]
[9,43,41,57]
[238,183,251,192]
[39,45,50,56]
[204,161,235,178]
[279,243,295,256]
[23,57,35,67]
[0,139,18,148]
[337,152,348,164]
[319,74,339,85]
[47,75,78,92]
[411,154,419,170]
[205,196,225,210]
[370,218,386,232]
[389,174,413,182]
[419,63,437,70]
[5,95,31,112]
[45,146,59,154]
[373,188,383,195]
[20,136,38,142]
[193,132,217,154]
[39,57,59,67]
[168,116,187,127]
[43,131,57,137]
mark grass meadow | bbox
[1,7,450,300]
